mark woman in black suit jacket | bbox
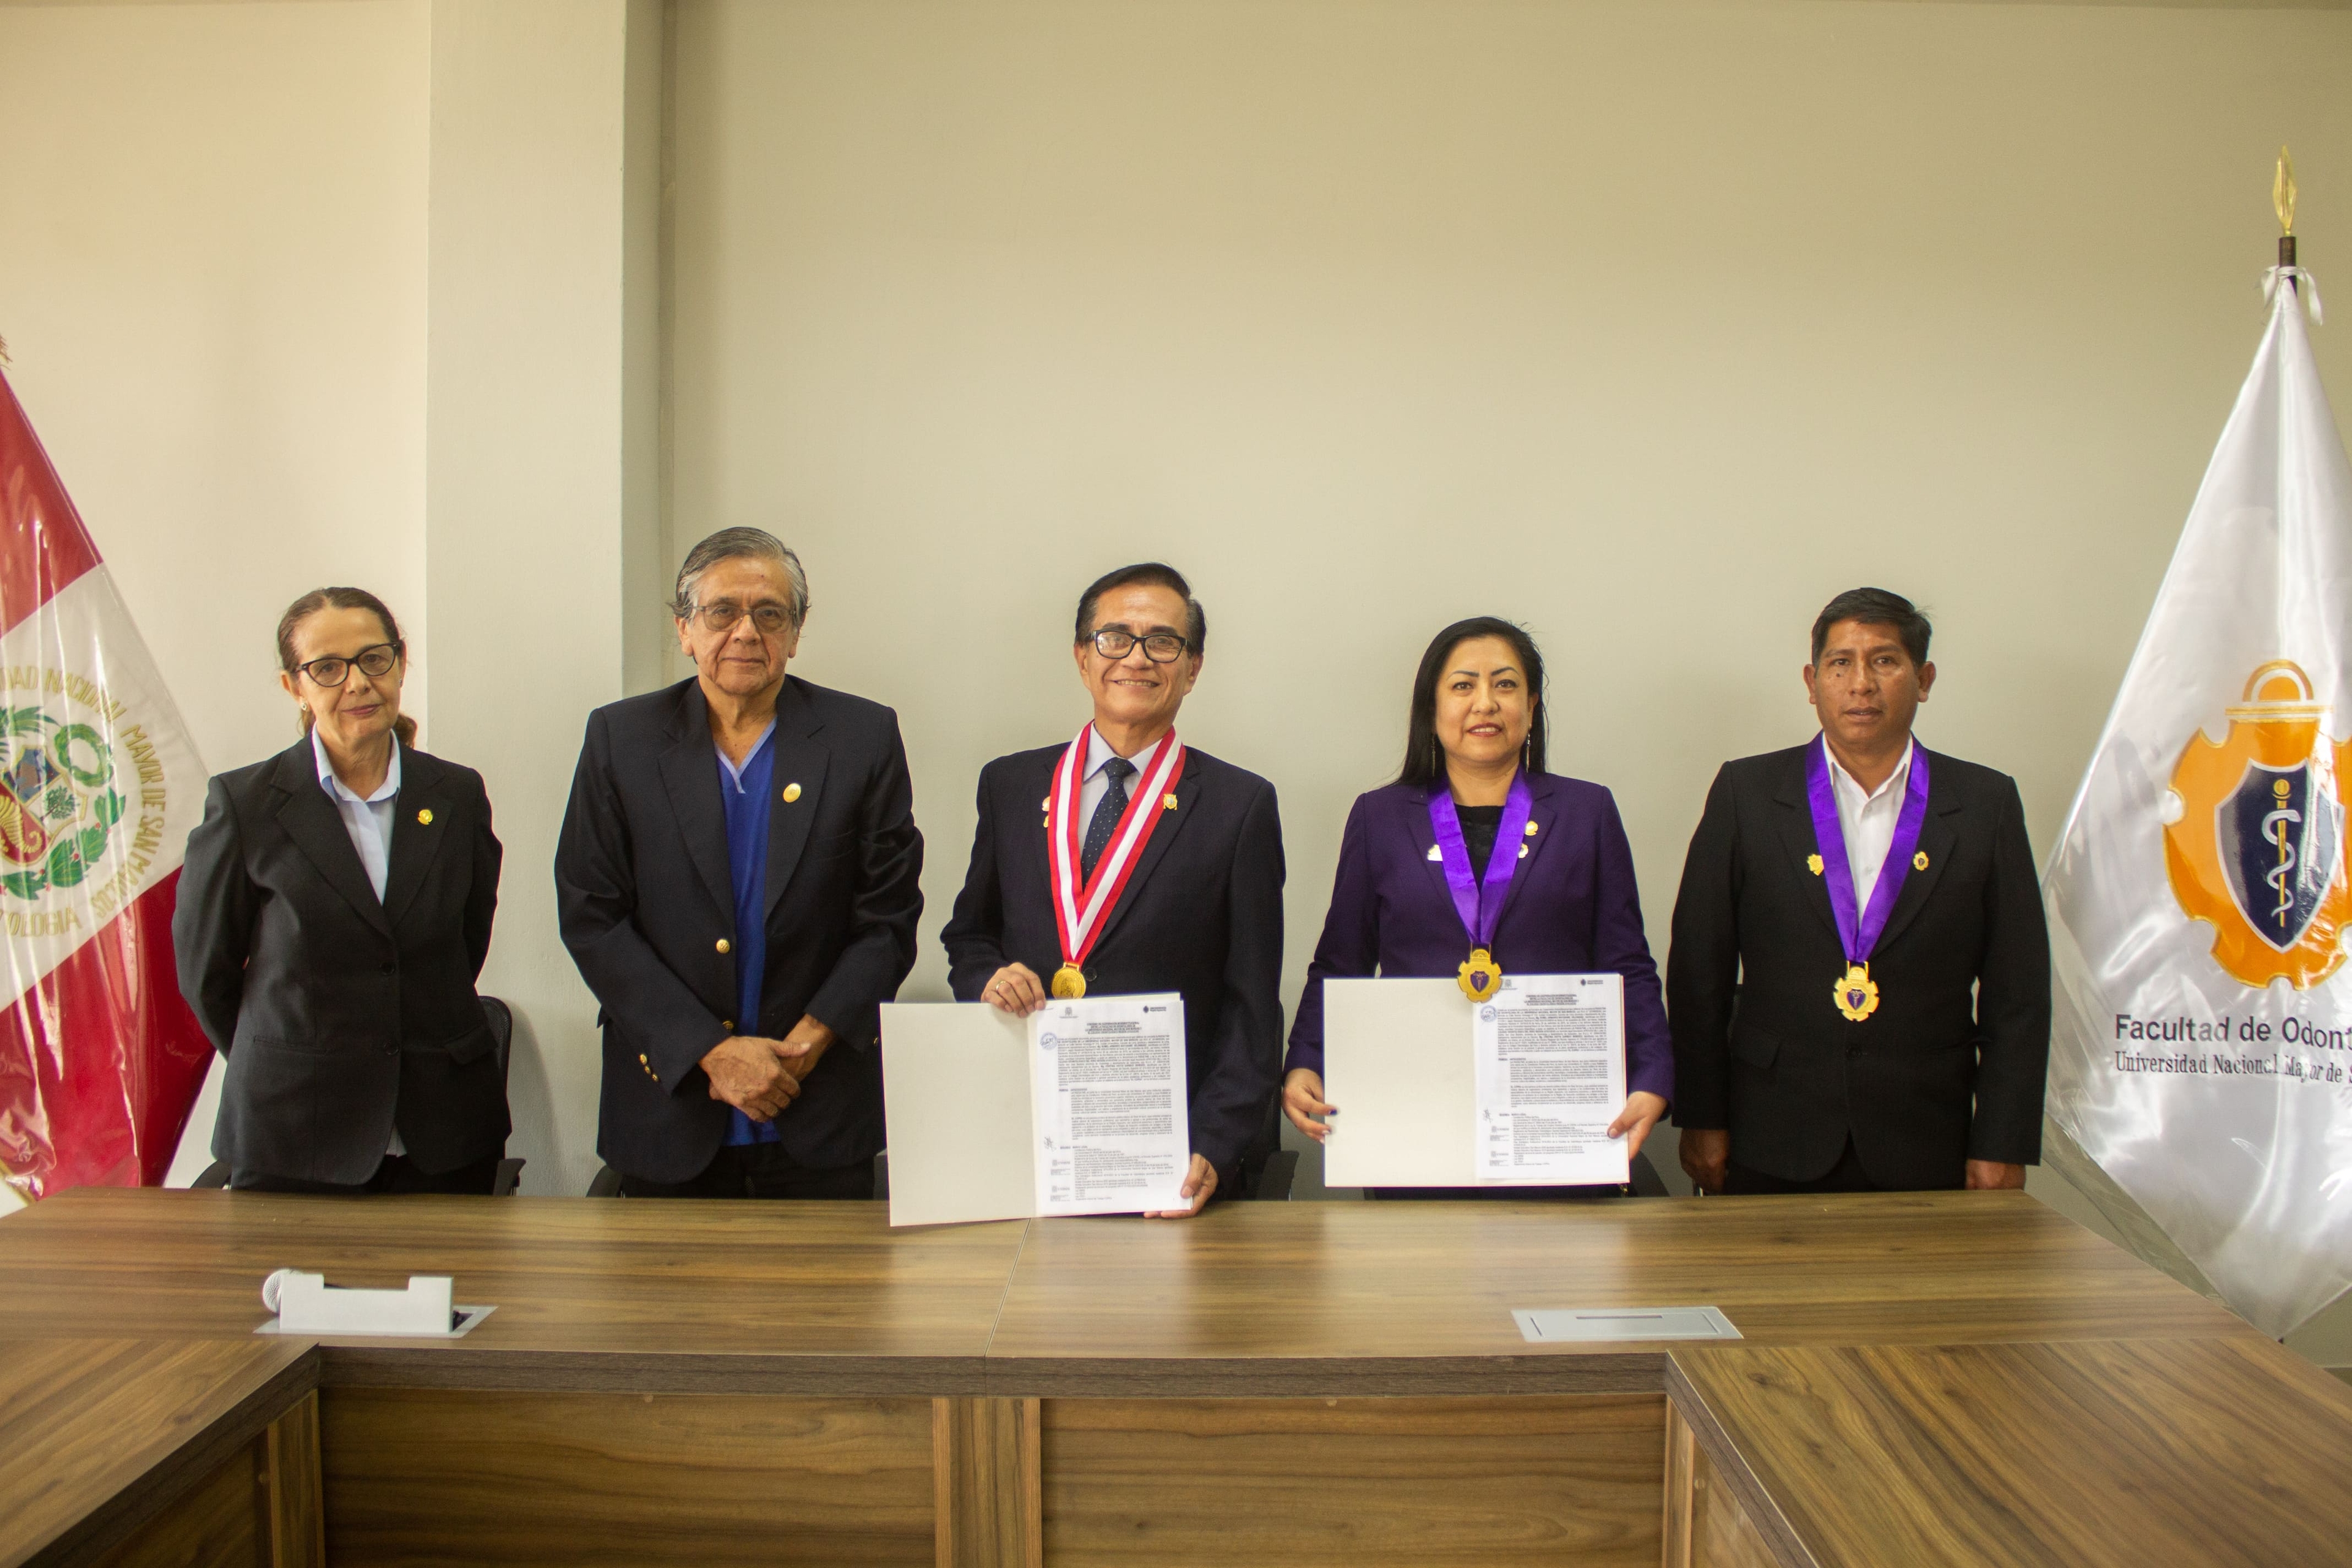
[172,587,505,1193]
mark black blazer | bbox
[556,677,923,1184]
[1666,741,2050,1189]
[172,738,505,1185]
[941,741,1284,1191]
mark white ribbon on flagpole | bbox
[2264,265,2324,325]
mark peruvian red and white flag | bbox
[0,365,211,1202]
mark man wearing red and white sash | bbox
[943,563,1284,1217]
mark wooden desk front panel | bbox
[319,1388,936,1567]
[1662,1398,1780,1568]
[309,1385,1665,1568]
[1042,1394,1666,1568]
[2,1338,320,1568]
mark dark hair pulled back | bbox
[276,586,417,748]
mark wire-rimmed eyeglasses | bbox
[687,601,796,636]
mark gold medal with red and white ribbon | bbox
[1046,725,1185,999]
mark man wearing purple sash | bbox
[1668,588,2049,1194]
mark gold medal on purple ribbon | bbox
[1806,741,1932,1022]
[1458,947,1503,1001]
[1429,776,1534,1003]
[1833,963,1879,1022]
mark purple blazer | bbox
[1286,771,1673,1104]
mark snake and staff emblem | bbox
[2166,661,2352,989]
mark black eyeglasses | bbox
[688,601,796,635]
[295,644,399,688]
[1089,628,1190,663]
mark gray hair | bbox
[669,527,810,627]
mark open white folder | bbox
[880,995,1190,1226]
[1322,974,1628,1188]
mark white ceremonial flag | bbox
[2044,257,2352,1336]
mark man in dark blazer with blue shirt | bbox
[557,529,922,1197]
[942,563,1284,1216]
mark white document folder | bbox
[880,995,1191,1226]
[1322,978,1479,1187]
[1322,975,1629,1188]
[878,1001,1036,1226]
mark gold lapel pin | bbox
[1913,850,1929,871]
[1427,845,1442,862]
[417,808,434,826]
[782,782,802,803]
[1807,853,1824,875]
[1524,820,1539,835]
[1163,793,1178,811]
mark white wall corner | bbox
[424,0,663,1199]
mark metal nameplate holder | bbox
[1512,1305,1741,1343]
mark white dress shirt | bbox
[1078,725,1145,829]
[314,727,401,899]
[314,727,404,1156]
[1824,734,1914,911]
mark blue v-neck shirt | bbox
[717,723,778,1146]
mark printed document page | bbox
[1472,973,1629,1185]
[1030,992,1191,1217]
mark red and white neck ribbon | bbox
[1047,725,1185,975]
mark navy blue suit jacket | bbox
[1284,772,1672,1104]
[941,741,1284,1191]
[557,677,923,1183]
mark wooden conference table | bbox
[3,1188,2350,1567]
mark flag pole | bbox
[2277,146,2298,271]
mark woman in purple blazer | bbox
[1284,617,1672,1197]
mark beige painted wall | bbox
[671,0,2352,1014]
[667,0,2352,1336]
[0,0,432,1205]
[421,0,665,1204]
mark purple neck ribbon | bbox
[1805,738,1932,967]
[1428,770,1535,952]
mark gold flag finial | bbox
[2275,146,2297,236]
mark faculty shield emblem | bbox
[2166,661,2352,989]
[2219,761,2342,952]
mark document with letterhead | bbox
[1471,973,1629,1186]
[879,993,1190,1226]
[1030,993,1191,1216]
[1322,974,1629,1188]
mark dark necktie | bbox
[1080,758,1137,882]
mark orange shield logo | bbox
[2167,661,2352,989]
